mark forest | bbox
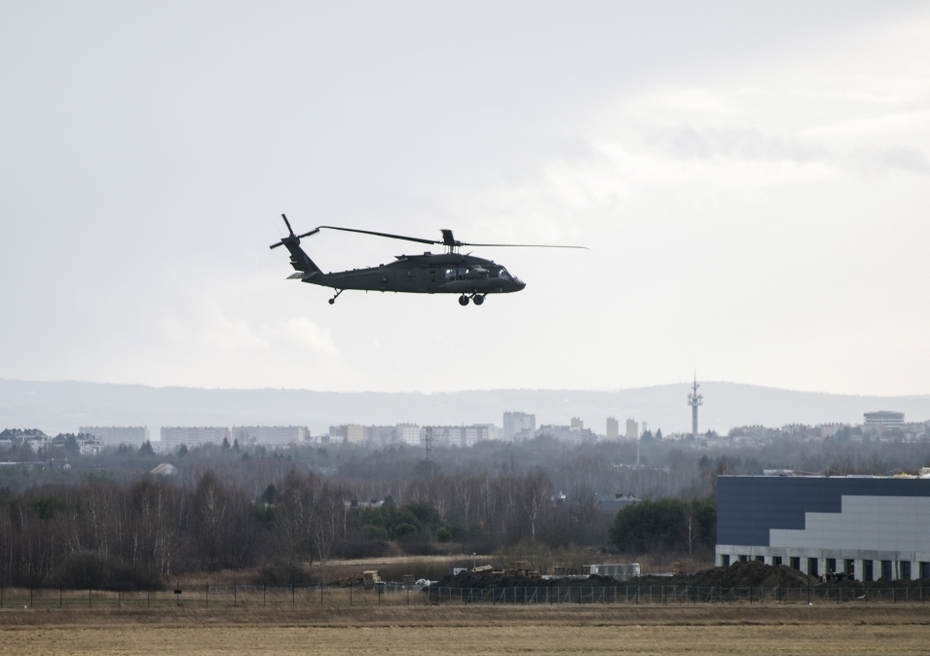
[2,430,929,590]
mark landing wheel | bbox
[328,298,335,305]
[473,295,485,306]
[458,294,470,306]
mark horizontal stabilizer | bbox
[287,271,319,280]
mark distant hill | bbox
[1,378,928,439]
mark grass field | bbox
[2,605,930,655]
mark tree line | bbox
[0,466,622,590]
[608,497,716,555]
[5,427,920,590]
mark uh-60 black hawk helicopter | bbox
[270,214,586,306]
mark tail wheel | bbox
[458,295,470,306]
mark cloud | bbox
[279,316,340,356]
[856,146,930,174]
[464,10,930,223]
[803,110,930,140]
[644,126,828,164]
[442,9,930,397]
[199,303,270,352]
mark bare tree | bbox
[520,472,550,541]
[276,470,318,567]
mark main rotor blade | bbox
[312,225,588,249]
[459,242,589,250]
[316,225,440,246]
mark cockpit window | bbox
[498,268,512,279]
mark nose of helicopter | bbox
[513,277,526,291]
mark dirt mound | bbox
[637,560,817,589]
[437,561,818,591]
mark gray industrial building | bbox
[717,474,930,581]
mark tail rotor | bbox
[270,214,319,249]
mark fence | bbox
[0,582,424,610]
[427,583,930,605]
[0,582,928,609]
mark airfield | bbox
[2,605,930,655]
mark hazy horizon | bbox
[4,374,930,399]
[4,378,929,440]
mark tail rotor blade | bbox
[281,214,295,236]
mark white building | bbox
[503,412,535,440]
[537,424,597,443]
[232,425,308,446]
[151,463,179,476]
[161,426,231,450]
[606,417,619,440]
[397,423,420,446]
[80,426,150,447]
[329,424,365,444]
[422,424,495,448]
[863,411,905,429]
[365,425,399,445]
[588,563,640,581]
[625,418,638,441]
[0,429,48,450]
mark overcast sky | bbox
[2,1,928,396]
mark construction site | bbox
[424,559,930,604]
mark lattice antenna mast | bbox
[424,426,434,477]
[688,372,703,440]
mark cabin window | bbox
[444,268,455,280]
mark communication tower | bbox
[424,426,434,478]
[688,373,703,440]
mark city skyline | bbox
[2,377,927,443]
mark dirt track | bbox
[2,603,930,626]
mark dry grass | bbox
[171,555,473,587]
[3,603,930,627]
[2,605,930,654]
[3,622,930,656]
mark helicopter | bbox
[269,214,586,306]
